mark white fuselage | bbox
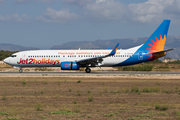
[4,45,141,68]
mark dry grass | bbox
[0,76,180,119]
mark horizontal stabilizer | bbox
[152,48,174,55]
[151,48,174,60]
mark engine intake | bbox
[61,62,80,70]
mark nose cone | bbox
[3,58,9,64]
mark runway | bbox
[0,71,179,76]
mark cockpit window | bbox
[10,55,17,57]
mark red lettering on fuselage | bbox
[17,58,60,65]
[29,58,34,64]
[17,58,23,64]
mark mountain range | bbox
[0,36,179,59]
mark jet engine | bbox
[61,62,80,70]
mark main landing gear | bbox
[85,67,91,73]
[19,68,23,73]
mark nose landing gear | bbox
[85,67,91,73]
[19,69,23,73]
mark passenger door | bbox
[22,52,26,59]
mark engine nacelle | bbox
[61,62,80,70]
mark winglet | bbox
[109,43,119,55]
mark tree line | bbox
[0,50,18,60]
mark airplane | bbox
[3,20,173,73]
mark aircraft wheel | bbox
[19,69,23,73]
[85,68,91,73]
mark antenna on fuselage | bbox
[78,48,81,50]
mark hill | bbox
[0,43,39,51]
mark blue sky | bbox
[0,0,180,49]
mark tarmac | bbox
[0,71,179,76]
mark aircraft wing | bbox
[76,43,119,66]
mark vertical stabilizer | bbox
[115,20,171,66]
[139,20,170,52]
